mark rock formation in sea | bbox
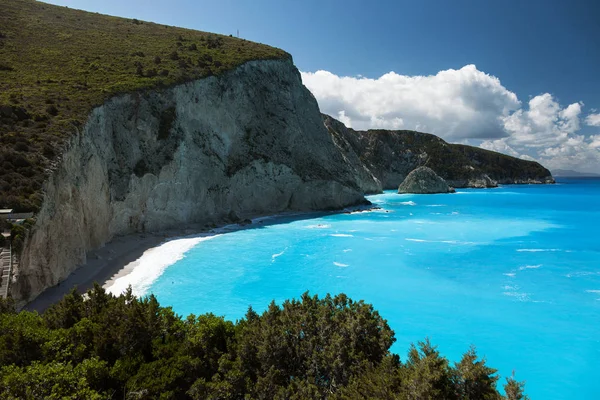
[397,167,455,194]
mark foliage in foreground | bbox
[0,0,288,211]
[0,287,528,399]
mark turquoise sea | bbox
[128,178,600,399]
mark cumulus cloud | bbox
[301,65,520,140]
[301,67,600,173]
[482,95,600,172]
[586,113,600,127]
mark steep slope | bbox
[0,0,288,212]
[12,59,369,305]
[1,2,370,305]
[324,114,554,189]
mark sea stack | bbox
[398,166,455,194]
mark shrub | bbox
[45,105,58,116]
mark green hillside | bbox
[0,0,289,211]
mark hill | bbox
[0,0,288,211]
[324,114,554,189]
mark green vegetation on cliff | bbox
[0,0,289,211]
[0,288,527,399]
[324,114,553,188]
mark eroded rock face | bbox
[398,167,455,194]
[12,59,370,305]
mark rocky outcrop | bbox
[324,114,554,190]
[398,167,455,194]
[11,59,369,305]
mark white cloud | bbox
[301,65,520,140]
[586,113,600,127]
[485,94,600,173]
[301,67,600,173]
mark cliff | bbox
[11,59,368,304]
[1,1,555,306]
[324,114,554,190]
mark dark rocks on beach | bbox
[398,166,455,194]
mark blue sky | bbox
[44,0,600,172]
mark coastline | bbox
[24,205,375,313]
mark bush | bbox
[45,105,58,116]
[0,289,527,399]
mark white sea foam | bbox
[306,224,331,229]
[503,272,516,277]
[400,201,416,206]
[566,271,600,278]
[105,235,218,296]
[271,249,286,262]
[334,262,349,267]
[405,238,476,245]
[426,204,446,207]
[517,248,562,252]
[342,249,353,253]
[585,290,600,294]
[519,264,542,271]
[330,233,353,237]
[503,291,530,302]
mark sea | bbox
[107,178,600,399]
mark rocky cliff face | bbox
[324,115,554,190]
[11,59,369,305]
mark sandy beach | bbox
[23,205,376,313]
[23,224,215,312]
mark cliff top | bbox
[0,0,289,211]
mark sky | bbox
[44,0,600,173]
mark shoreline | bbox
[24,205,376,313]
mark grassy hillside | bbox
[0,0,289,211]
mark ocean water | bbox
[113,178,600,399]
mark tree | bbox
[402,338,455,400]
[453,346,500,400]
[504,372,529,400]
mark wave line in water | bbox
[519,264,542,271]
[333,262,349,267]
[517,248,562,252]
